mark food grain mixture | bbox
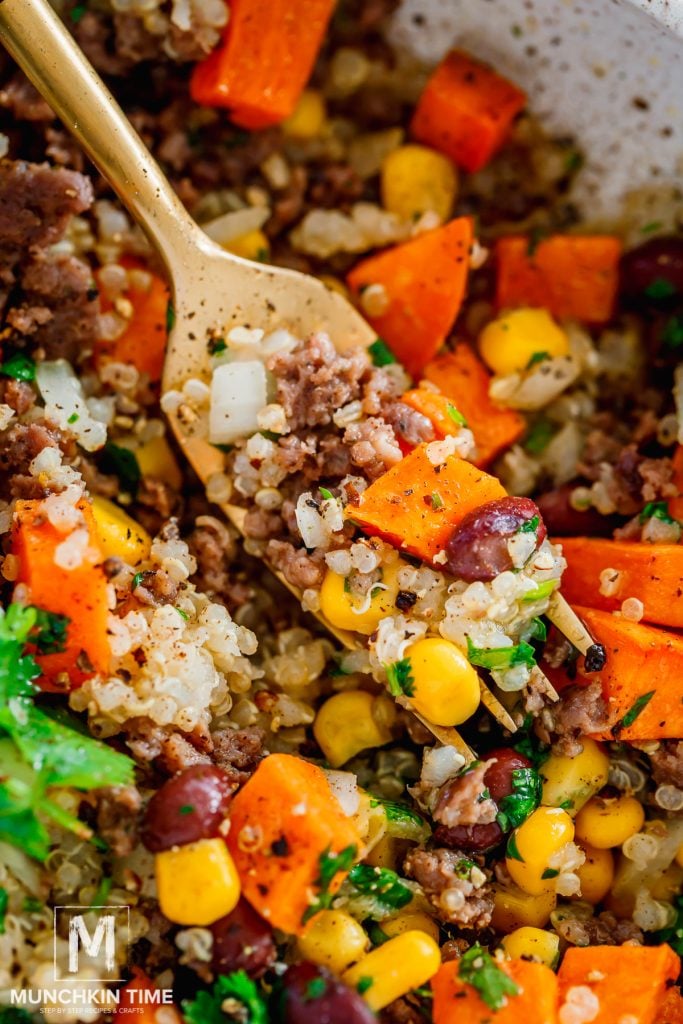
[0,2,682,1023]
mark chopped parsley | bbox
[179,804,195,815]
[526,351,550,369]
[662,313,683,350]
[0,604,134,861]
[430,491,444,510]
[91,876,112,907]
[640,220,663,235]
[385,657,415,698]
[653,894,683,955]
[527,225,550,258]
[644,277,677,301]
[356,977,374,995]
[453,857,476,879]
[521,579,559,603]
[513,724,550,770]
[520,617,547,643]
[0,888,7,934]
[446,403,468,427]
[208,337,227,355]
[524,418,554,455]
[348,865,413,910]
[518,514,540,534]
[0,353,35,382]
[165,299,176,333]
[369,798,430,842]
[0,1010,34,1024]
[67,412,80,424]
[368,338,396,367]
[466,637,536,672]
[304,978,327,1001]
[100,443,141,496]
[564,150,584,174]
[541,867,560,879]
[175,607,189,621]
[131,571,145,590]
[302,844,357,923]
[31,609,69,655]
[639,501,677,525]
[505,832,524,862]
[614,690,656,732]
[319,487,335,501]
[458,944,520,1011]
[496,767,542,832]
[22,897,43,914]
[183,971,268,1024]
[69,2,87,21]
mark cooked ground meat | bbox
[344,416,403,479]
[158,733,213,775]
[650,741,683,789]
[266,538,325,590]
[0,378,34,415]
[540,680,610,756]
[382,400,435,447]
[379,995,427,1024]
[433,760,498,828]
[0,74,53,122]
[212,726,265,783]
[404,848,494,929]
[0,419,68,498]
[133,569,179,607]
[134,477,181,537]
[554,910,643,947]
[268,333,370,430]
[93,785,142,858]
[18,252,99,362]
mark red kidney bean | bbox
[211,899,276,979]
[435,748,532,853]
[620,236,683,305]
[445,497,546,581]
[140,764,237,853]
[536,485,620,538]
[279,963,376,1024]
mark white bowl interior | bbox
[390,0,682,220]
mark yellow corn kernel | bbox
[155,838,240,926]
[319,562,401,635]
[381,144,458,223]
[541,738,610,816]
[320,274,351,300]
[381,911,440,944]
[479,307,569,376]
[343,931,441,1012]
[506,807,575,896]
[314,690,397,767]
[365,834,405,870]
[91,495,151,567]
[223,228,270,263]
[491,883,557,931]
[574,794,645,850]
[135,434,182,491]
[576,843,614,904]
[650,863,683,902]
[500,926,560,969]
[283,89,326,138]
[298,910,369,975]
[402,637,480,727]
[676,843,683,870]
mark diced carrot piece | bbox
[12,498,110,690]
[347,218,474,378]
[114,970,182,1024]
[422,346,525,465]
[557,945,680,1024]
[669,444,683,520]
[96,259,169,383]
[656,987,683,1024]
[349,444,506,565]
[432,958,558,1024]
[190,0,335,128]
[543,606,683,741]
[495,235,622,323]
[557,537,683,630]
[226,753,360,935]
[411,50,526,173]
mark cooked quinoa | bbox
[0,2,682,1023]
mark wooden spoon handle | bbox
[0,0,205,280]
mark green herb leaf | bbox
[183,971,268,1024]
[319,487,334,501]
[348,865,413,910]
[304,978,327,1001]
[356,977,374,995]
[662,313,683,350]
[526,351,550,369]
[527,226,549,258]
[644,277,677,301]
[22,897,42,913]
[639,501,678,526]
[100,443,141,496]
[564,150,584,173]
[91,876,112,907]
[69,2,87,22]
[208,337,227,355]
[369,798,430,842]
[513,727,550,771]
[453,858,476,879]
[430,491,444,510]
[0,887,7,935]
[505,832,525,862]
[653,894,683,955]
[385,657,415,698]
[166,299,176,332]
[518,514,540,534]
[496,767,542,832]
[0,1009,34,1024]
[31,609,69,654]
[616,690,656,731]
[640,220,663,235]
[520,617,547,643]
[0,354,35,382]
[303,844,357,923]
[132,571,145,590]
[524,418,554,455]
[67,412,79,425]
[368,338,396,367]
[466,637,536,672]
[541,867,559,879]
[446,403,468,427]
[521,579,559,603]
[175,607,189,621]
[458,943,520,1011]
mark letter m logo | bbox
[54,906,129,981]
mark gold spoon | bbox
[0,0,590,757]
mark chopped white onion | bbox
[202,205,270,247]
[420,745,465,790]
[36,359,107,452]
[324,769,360,817]
[209,361,267,445]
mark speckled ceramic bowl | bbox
[391,0,682,219]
